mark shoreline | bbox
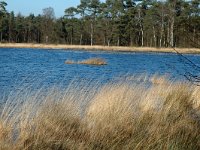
[0,43,200,54]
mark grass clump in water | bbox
[64,60,75,64]
[65,57,107,65]
[0,75,200,149]
[78,58,107,65]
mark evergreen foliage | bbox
[0,0,199,48]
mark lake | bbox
[1,48,200,97]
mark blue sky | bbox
[4,0,81,17]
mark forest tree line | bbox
[0,0,199,48]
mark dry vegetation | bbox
[1,43,200,54]
[64,60,76,64]
[65,58,107,65]
[0,76,200,149]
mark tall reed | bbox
[0,76,199,149]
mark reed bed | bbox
[0,76,200,150]
[65,58,107,65]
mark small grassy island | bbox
[65,57,107,65]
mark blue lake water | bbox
[1,48,200,97]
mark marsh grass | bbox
[0,76,200,149]
[65,58,107,65]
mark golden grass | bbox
[1,43,200,54]
[64,60,75,64]
[78,58,107,65]
[65,58,107,65]
[0,76,200,149]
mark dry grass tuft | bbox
[78,58,107,65]
[0,75,200,149]
[64,60,75,64]
[65,57,107,65]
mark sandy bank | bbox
[0,43,200,54]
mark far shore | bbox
[0,43,200,54]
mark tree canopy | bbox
[0,0,199,48]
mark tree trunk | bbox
[159,3,164,47]
[117,36,120,46]
[0,32,2,42]
[153,26,156,47]
[159,33,162,47]
[168,0,176,47]
[80,34,83,45]
[167,22,170,47]
[37,31,40,43]
[160,13,164,47]
[193,27,195,43]
[107,39,110,47]
[150,38,153,47]
[130,37,133,46]
[90,22,93,46]
[70,35,73,45]
[138,8,144,47]
[71,28,73,45]
[141,29,144,47]
[170,17,174,47]
[45,36,48,44]
[163,35,166,47]
[24,31,26,43]
[8,26,11,43]
[15,34,18,43]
